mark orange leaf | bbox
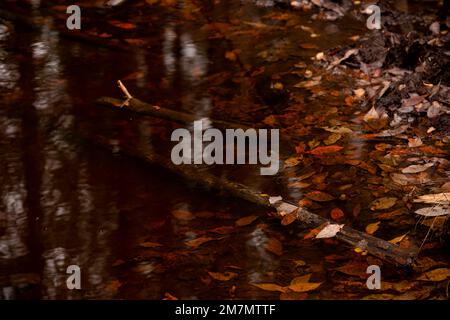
[330,208,345,220]
[109,20,137,30]
[308,145,344,156]
[265,238,283,256]
[236,215,258,227]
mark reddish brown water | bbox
[0,0,448,300]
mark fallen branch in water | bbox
[93,88,417,267]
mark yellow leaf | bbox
[288,282,322,292]
[417,268,450,282]
[365,221,380,235]
[251,283,287,293]
[388,234,407,245]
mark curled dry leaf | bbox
[413,193,450,204]
[316,223,344,239]
[401,163,434,174]
[414,206,449,217]
[269,196,283,205]
[391,172,431,186]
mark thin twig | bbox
[117,80,133,107]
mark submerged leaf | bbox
[305,191,335,202]
[370,197,397,211]
[235,215,259,227]
[252,283,287,293]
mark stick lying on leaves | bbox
[94,83,417,267]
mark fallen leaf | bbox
[208,271,238,281]
[308,145,343,156]
[265,238,283,256]
[104,280,122,293]
[417,268,450,282]
[252,283,287,293]
[235,215,259,227]
[328,48,358,69]
[413,193,450,204]
[288,282,322,293]
[330,208,345,220]
[324,133,342,145]
[370,197,397,211]
[163,292,178,300]
[365,221,381,235]
[294,78,321,88]
[109,20,136,30]
[292,260,307,267]
[281,210,298,226]
[391,172,431,186]
[208,226,236,234]
[290,274,312,285]
[172,210,195,220]
[401,163,434,174]
[389,234,408,245]
[225,51,237,61]
[414,206,449,217]
[408,137,423,148]
[185,237,216,248]
[288,181,310,189]
[322,126,353,134]
[316,224,344,239]
[284,157,301,168]
[139,241,162,248]
[305,191,335,202]
[269,196,283,205]
[299,43,319,49]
